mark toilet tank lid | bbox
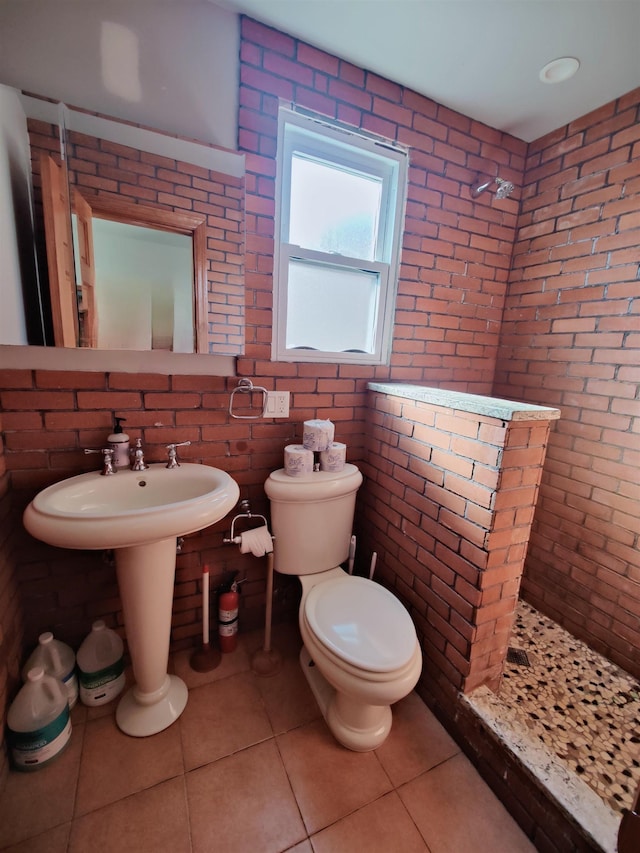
[305,575,417,672]
[265,464,362,501]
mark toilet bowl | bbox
[265,465,422,751]
[299,568,422,750]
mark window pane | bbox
[289,154,382,261]
[285,259,379,353]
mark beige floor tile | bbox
[179,671,273,771]
[244,621,303,664]
[278,719,393,835]
[0,731,83,848]
[69,776,190,853]
[69,702,88,726]
[398,752,536,853]
[0,822,70,852]
[310,791,428,852]
[286,841,314,853]
[375,691,460,786]
[186,739,307,853]
[253,653,321,734]
[74,713,183,816]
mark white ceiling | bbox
[217,0,640,142]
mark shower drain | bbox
[507,647,531,667]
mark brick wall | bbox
[236,17,526,390]
[0,412,24,784]
[361,388,556,706]
[28,118,244,354]
[0,367,314,654]
[494,89,640,678]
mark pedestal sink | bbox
[23,463,239,737]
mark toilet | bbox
[265,464,422,751]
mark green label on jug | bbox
[9,706,71,769]
[78,657,125,690]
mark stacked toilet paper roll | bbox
[284,444,314,477]
[302,419,335,451]
[319,442,347,472]
[284,419,347,476]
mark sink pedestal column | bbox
[114,537,188,737]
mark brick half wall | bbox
[359,385,558,708]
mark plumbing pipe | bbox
[264,552,274,653]
[369,552,377,580]
[348,535,356,575]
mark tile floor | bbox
[0,623,536,853]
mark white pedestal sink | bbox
[23,463,239,737]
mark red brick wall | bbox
[361,389,555,704]
[0,412,24,784]
[28,119,244,354]
[494,89,640,678]
[237,17,526,390]
[0,367,308,655]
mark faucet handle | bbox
[166,441,191,468]
[131,438,149,471]
[84,447,117,475]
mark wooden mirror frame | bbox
[41,153,208,353]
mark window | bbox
[273,107,408,364]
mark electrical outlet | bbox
[265,390,290,418]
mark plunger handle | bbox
[202,564,210,645]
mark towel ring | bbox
[229,378,268,419]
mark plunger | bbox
[251,552,282,677]
[190,565,221,672]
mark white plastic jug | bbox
[22,631,78,709]
[76,620,126,706]
[7,667,72,771]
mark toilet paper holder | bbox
[229,378,268,420]
[223,499,270,544]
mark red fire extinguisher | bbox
[218,579,240,653]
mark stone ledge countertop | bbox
[368,383,561,422]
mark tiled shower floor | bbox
[465,599,640,852]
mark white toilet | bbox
[265,464,422,751]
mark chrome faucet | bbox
[84,447,117,475]
[166,441,191,468]
[130,438,149,471]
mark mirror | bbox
[30,99,244,356]
[74,210,199,352]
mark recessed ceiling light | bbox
[539,57,580,84]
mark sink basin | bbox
[23,462,240,738]
[23,463,240,550]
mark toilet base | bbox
[300,646,392,752]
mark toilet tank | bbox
[265,464,363,575]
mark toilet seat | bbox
[304,575,417,673]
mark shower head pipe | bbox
[470,173,514,200]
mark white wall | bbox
[0,84,32,345]
[0,1,239,150]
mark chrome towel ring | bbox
[229,378,268,419]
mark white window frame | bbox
[272,106,408,365]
